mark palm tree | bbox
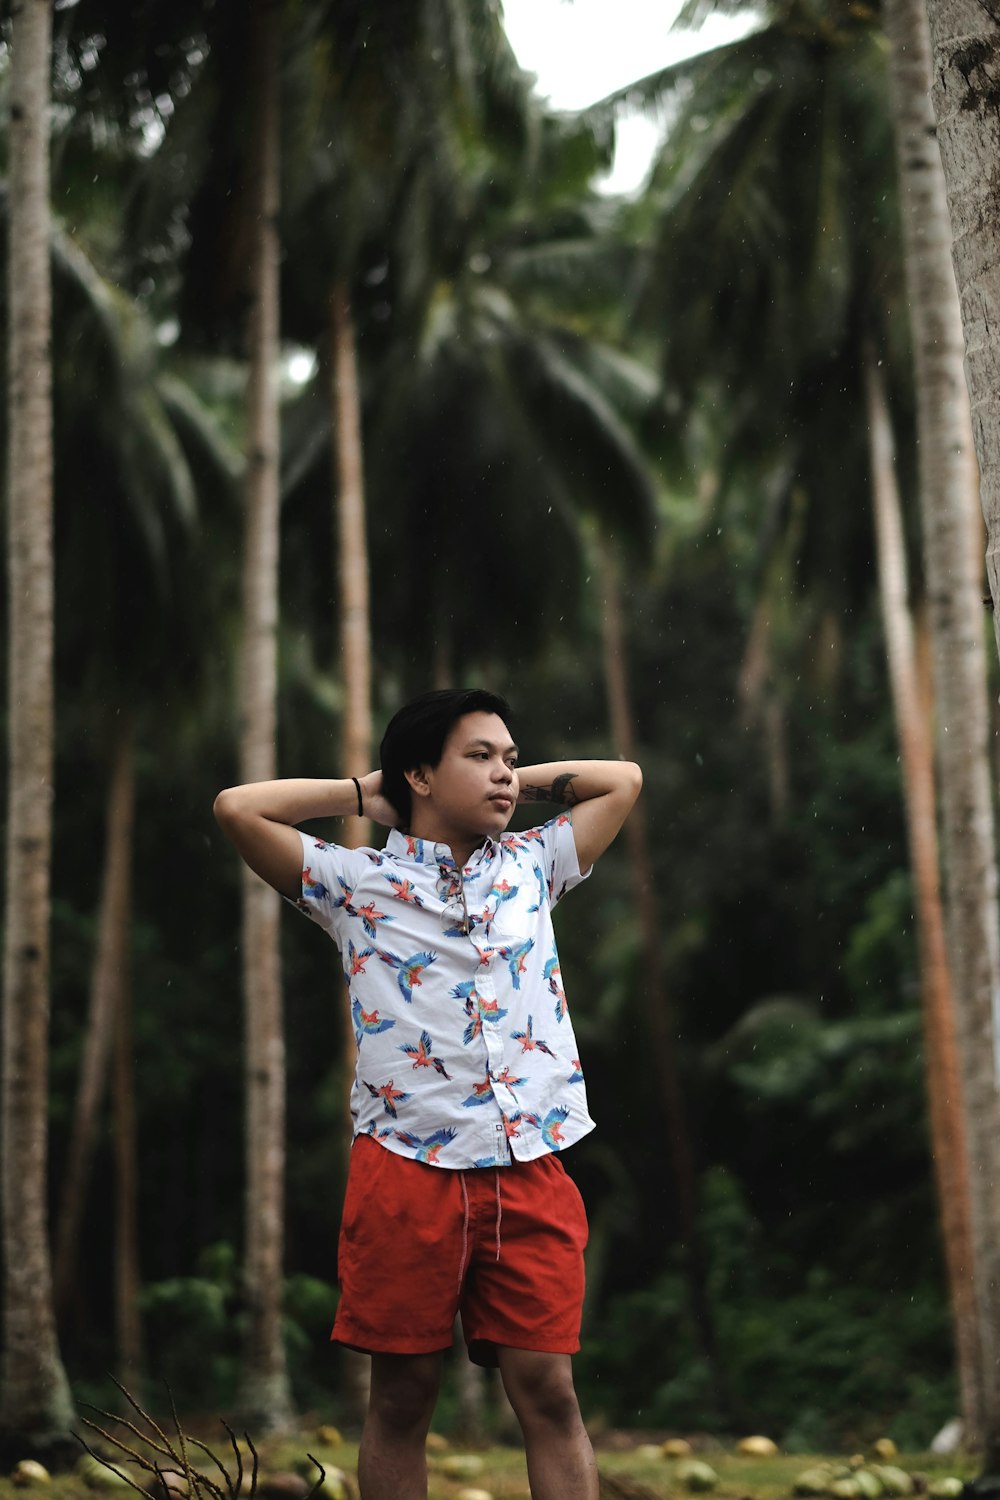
[107,720,141,1393]
[0,0,76,1450]
[923,2,1000,1472]
[863,352,980,1443]
[53,713,142,1391]
[925,0,1000,670]
[235,0,292,1430]
[324,278,377,1422]
[881,0,1000,1455]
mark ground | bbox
[0,1432,980,1500]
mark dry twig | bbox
[73,1382,327,1500]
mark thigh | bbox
[460,1154,588,1366]
[333,1136,465,1356]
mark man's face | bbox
[414,711,520,840]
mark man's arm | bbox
[516,760,642,871]
[213,771,397,900]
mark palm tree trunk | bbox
[595,540,741,1427]
[738,601,790,820]
[864,353,982,1447]
[330,280,374,1421]
[54,723,134,1321]
[106,725,143,1395]
[330,278,373,1149]
[884,2,1000,1463]
[925,1,1000,667]
[237,0,292,1430]
[331,282,373,788]
[52,719,142,1392]
[0,0,75,1451]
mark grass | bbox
[0,1430,980,1500]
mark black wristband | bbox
[351,777,364,817]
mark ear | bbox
[404,765,432,800]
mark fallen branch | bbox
[73,1381,326,1500]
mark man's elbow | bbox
[213,786,245,831]
[621,761,643,804]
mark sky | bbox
[501,0,755,194]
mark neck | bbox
[407,814,484,870]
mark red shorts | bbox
[332,1134,589,1367]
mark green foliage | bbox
[141,1246,242,1409]
[843,872,917,1014]
[139,1247,342,1415]
[580,1167,953,1449]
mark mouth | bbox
[489,794,514,810]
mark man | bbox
[214,688,642,1500]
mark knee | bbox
[368,1357,441,1435]
[502,1357,582,1432]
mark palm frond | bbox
[582,26,765,122]
[497,323,660,545]
[501,237,640,319]
[157,374,242,487]
[673,0,772,33]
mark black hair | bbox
[379,688,513,826]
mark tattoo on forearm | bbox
[520,773,580,806]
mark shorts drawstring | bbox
[458,1167,503,1286]
[457,1171,470,1291]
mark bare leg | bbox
[357,1351,443,1500]
[498,1348,599,1500]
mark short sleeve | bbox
[293,831,378,939]
[535,812,590,908]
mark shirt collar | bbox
[386,828,498,870]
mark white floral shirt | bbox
[294,814,594,1169]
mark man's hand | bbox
[357,770,401,829]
